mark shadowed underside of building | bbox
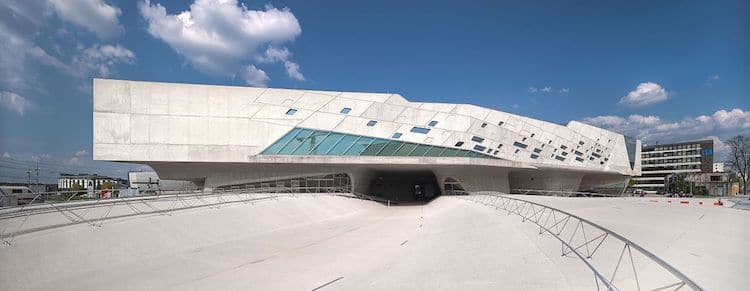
[93,79,641,202]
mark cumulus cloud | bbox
[243,65,269,87]
[529,85,566,94]
[72,44,136,77]
[50,0,123,39]
[258,46,305,81]
[0,91,33,116]
[618,82,668,108]
[583,108,750,145]
[138,0,303,81]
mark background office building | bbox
[93,79,641,202]
[633,140,714,194]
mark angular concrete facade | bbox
[93,79,641,200]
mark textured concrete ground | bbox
[0,195,747,290]
[515,195,750,290]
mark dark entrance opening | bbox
[366,170,440,203]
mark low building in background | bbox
[685,172,739,196]
[128,171,200,193]
[57,173,127,190]
[633,140,714,194]
[713,162,725,173]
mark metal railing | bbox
[511,188,622,197]
[0,186,371,246]
[461,192,702,291]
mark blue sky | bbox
[1,0,748,182]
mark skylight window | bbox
[455,141,464,147]
[340,107,352,114]
[471,136,484,143]
[428,120,438,127]
[481,123,487,128]
[285,109,297,115]
[366,120,378,126]
[392,132,402,139]
[410,127,430,134]
[498,121,505,126]
[474,145,487,151]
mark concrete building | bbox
[57,173,126,190]
[713,162,725,173]
[93,79,641,201]
[633,140,714,194]
[128,171,200,193]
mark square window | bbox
[366,120,378,126]
[285,109,297,115]
[340,107,352,114]
[481,122,487,128]
[392,132,402,139]
[428,120,438,127]
[455,141,464,147]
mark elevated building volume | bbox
[633,139,714,194]
[93,79,641,201]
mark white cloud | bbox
[618,82,668,108]
[50,0,123,39]
[2,152,10,158]
[258,46,305,81]
[75,149,88,157]
[138,0,303,80]
[72,44,135,77]
[530,85,565,94]
[583,108,750,146]
[0,91,33,116]
[243,65,269,87]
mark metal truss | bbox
[0,187,364,247]
[462,193,702,291]
[511,188,622,197]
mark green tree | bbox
[98,181,114,190]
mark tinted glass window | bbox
[411,127,430,134]
[425,146,445,156]
[340,107,351,114]
[378,141,404,156]
[261,128,302,154]
[428,120,438,127]
[361,139,389,155]
[471,136,484,143]
[394,143,417,156]
[327,135,359,155]
[410,144,432,156]
[310,133,345,155]
[278,129,313,154]
[286,109,297,115]
[344,136,374,155]
[292,131,329,155]
[366,120,377,126]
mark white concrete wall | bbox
[93,79,641,188]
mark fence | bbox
[461,192,701,291]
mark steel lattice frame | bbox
[461,192,702,291]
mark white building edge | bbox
[93,79,641,201]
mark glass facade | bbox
[625,136,637,170]
[261,127,497,159]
